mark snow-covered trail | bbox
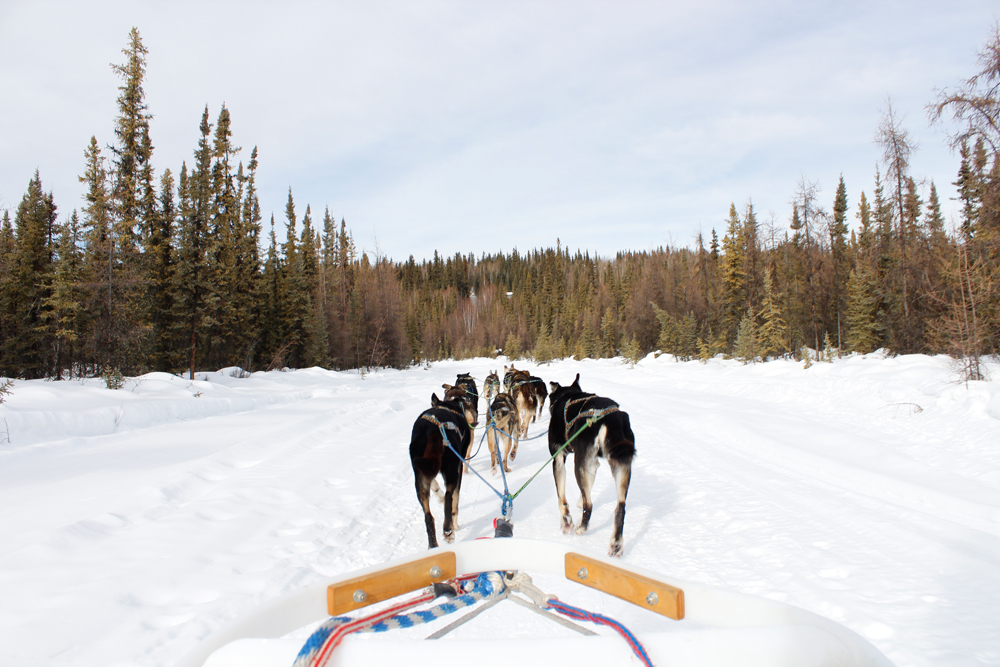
[0,354,998,667]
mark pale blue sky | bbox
[1,1,997,262]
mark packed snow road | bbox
[0,353,998,666]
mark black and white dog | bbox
[548,374,635,557]
[409,392,473,549]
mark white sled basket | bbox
[176,538,894,667]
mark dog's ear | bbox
[572,373,581,390]
[431,393,441,407]
[442,383,453,391]
[549,381,561,392]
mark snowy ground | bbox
[1,353,998,667]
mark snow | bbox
[1,353,998,667]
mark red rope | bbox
[311,590,435,666]
[309,575,479,667]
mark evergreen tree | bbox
[41,212,85,379]
[232,147,263,369]
[172,108,215,378]
[721,203,746,340]
[108,27,155,369]
[260,215,284,367]
[146,168,175,370]
[845,268,880,353]
[758,267,788,358]
[733,311,759,364]
[829,176,849,346]
[2,173,57,377]
[79,136,115,372]
[109,27,152,253]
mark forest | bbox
[1,28,998,383]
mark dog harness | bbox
[562,395,620,442]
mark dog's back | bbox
[489,392,519,435]
[486,391,520,473]
[410,393,472,549]
[504,365,537,433]
[547,373,635,557]
[527,375,547,419]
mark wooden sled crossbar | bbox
[328,552,457,615]
[566,552,684,620]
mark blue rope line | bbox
[436,421,511,515]
[548,599,655,667]
[294,573,505,667]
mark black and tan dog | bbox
[444,373,479,426]
[483,370,502,402]
[410,392,473,549]
[547,373,635,557]
[503,365,538,440]
[528,374,547,420]
[485,391,521,475]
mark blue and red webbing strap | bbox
[548,599,655,667]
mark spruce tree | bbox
[171,109,215,378]
[79,137,115,372]
[146,169,175,370]
[41,213,85,379]
[108,27,155,369]
[721,203,746,340]
[845,268,880,353]
[830,176,850,346]
[2,173,57,377]
[733,311,759,364]
[232,147,263,369]
[758,267,788,359]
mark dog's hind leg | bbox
[552,450,574,533]
[574,436,601,535]
[607,456,632,557]
[501,430,512,473]
[415,474,437,549]
[487,428,499,476]
[605,418,635,557]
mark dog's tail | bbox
[604,414,636,464]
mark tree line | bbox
[1,28,998,381]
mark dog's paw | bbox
[608,540,623,558]
[561,515,574,534]
[490,466,498,476]
[575,524,589,536]
[504,464,512,473]
[443,530,455,543]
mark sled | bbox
[175,537,894,667]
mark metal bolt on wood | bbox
[646,592,658,606]
[430,566,442,578]
[353,589,367,603]
[576,567,588,580]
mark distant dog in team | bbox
[485,391,521,475]
[410,392,473,549]
[441,372,479,428]
[503,365,538,443]
[528,374,547,420]
[547,373,635,557]
[483,370,501,402]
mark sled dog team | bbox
[409,365,635,557]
